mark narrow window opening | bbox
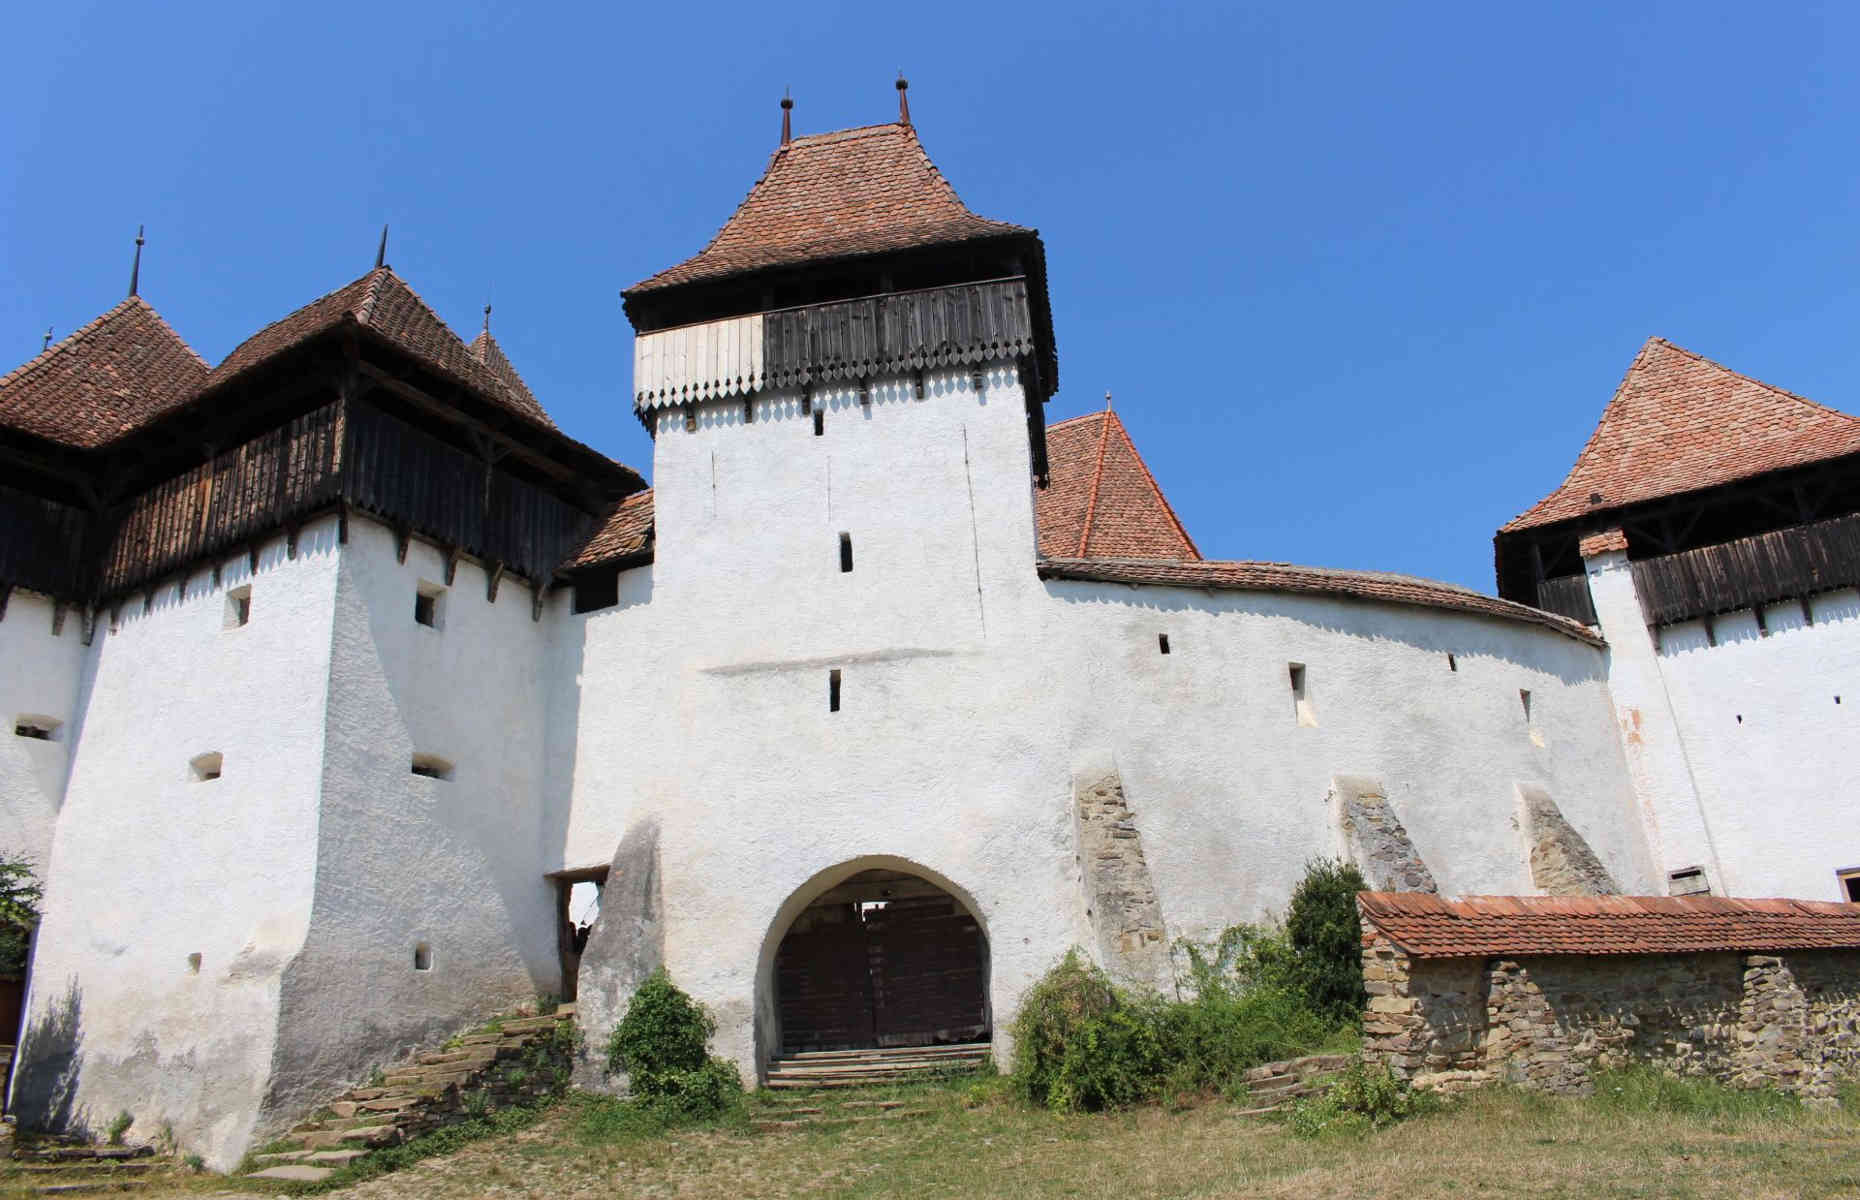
[1668,867,1711,897]
[743,399,754,424]
[14,717,57,741]
[829,669,842,713]
[413,943,432,971]
[1446,653,1457,672]
[186,952,202,975]
[574,568,620,614]
[1840,870,1860,903]
[1158,633,1171,655]
[839,532,854,573]
[225,585,251,630]
[1837,695,1843,706]
[858,379,872,407]
[411,754,454,781]
[414,584,444,629]
[1521,689,1545,746]
[800,391,812,416]
[1289,663,1315,727]
[813,409,825,437]
[190,752,223,782]
[1735,713,1743,725]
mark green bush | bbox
[1284,858,1369,1024]
[1047,1002,1168,1112]
[1286,1063,1435,1137]
[0,854,42,976]
[1009,950,1122,1109]
[602,969,741,1126]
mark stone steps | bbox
[5,1142,159,1195]
[237,1004,577,1185]
[1235,1053,1355,1115]
[764,1042,989,1091]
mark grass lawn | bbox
[58,1072,1860,1200]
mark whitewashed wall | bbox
[0,591,86,875]
[13,526,339,1170]
[563,362,1654,1085]
[1650,590,1860,900]
[265,519,558,1128]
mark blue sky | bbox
[6,3,1858,591]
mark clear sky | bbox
[5,3,1857,591]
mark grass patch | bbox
[1591,1065,1806,1121]
[281,1101,552,1194]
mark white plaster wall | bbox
[14,527,338,1170]
[0,591,87,876]
[563,362,1653,1085]
[1651,589,1860,900]
[267,519,558,1125]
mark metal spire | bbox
[128,225,145,297]
[42,326,54,352]
[482,303,492,335]
[896,73,911,126]
[375,225,389,270]
[780,89,793,145]
[1104,390,1113,411]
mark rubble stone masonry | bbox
[1362,923,1860,1099]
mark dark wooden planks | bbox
[1632,511,1860,626]
[763,279,1035,389]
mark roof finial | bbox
[780,88,793,145]
[896,72,911,125]
[1104,389,1113,411]
[42,326,54,352]
[128,225,145,297]
[482,303,492,335]
[375,224,389,270]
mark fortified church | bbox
[1,86,1856,1166]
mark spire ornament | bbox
[375,225,389,270]
[896,73,911,125]
[43,326,54,352]
[128,225,145,297]
[781,89,793,145]
[483,303,492,335]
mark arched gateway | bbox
[760,861,991,1059]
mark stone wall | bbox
[1362,924,1860,1099]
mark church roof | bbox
[0,297,209,448]
[627,122,1030,295]
[565,488,655,568]
[1037,557,1601,644]
[211,267,557,428]
[1504,337,1860,532]
[1038,410,1199,560]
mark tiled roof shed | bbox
[1039,411,1199,560]
[1358,892,1860,959]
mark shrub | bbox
[0,854,42,976]
[602,969,741,1126]
[1284,858,1368,1024]
[105,1111,133,1145]
[1047,1002,1168,1112]
[1286,1063,1435,1137]
[1010,950,1122,1109]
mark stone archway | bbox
[757,859,990,1061]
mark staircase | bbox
[239,1005,576,1185]
[5,1140,159,1195]
[1236,1053,1354,1115]
[764,1042,990,1090]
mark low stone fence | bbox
[1357,893,1860,1099]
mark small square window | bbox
[414,584,444,629]
[1838,869,1860,904]
[14,716,58,741]
[1668,867,1710,897]
[411,754,454,781]
[225,585,252,630]
[414,942,433,971]
[190,752,223,782]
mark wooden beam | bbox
[0,584,10,622]
[486,561,506,603]
[51,603,65,637]
[443,545,461,586]
[530,579,546,622]
[394,522,411,564]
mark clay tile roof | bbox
[1037,410,1199,560]
[1036,557,1603,645]
[1578,527,1628,557]
[210,268,557,429]
[0,297,209,448]
[467,328,540,416]
[1358,891,1860,959]
[564,488,654,568]
[628,122,1029,295]
[1504,338,1860,532]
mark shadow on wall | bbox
[1039,580,1605,685]
[11,978,86,1136]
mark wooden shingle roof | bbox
[627,122,1029,295]
[0,298,209,448]
[1505,337,1860,532]
[1359,891,1860,959]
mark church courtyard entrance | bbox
[772,868,990,1055]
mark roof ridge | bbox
[1105,411,1200,560]
[1649,336,1859,422]
[214,268,382,372]
[1075,407,1117,554]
